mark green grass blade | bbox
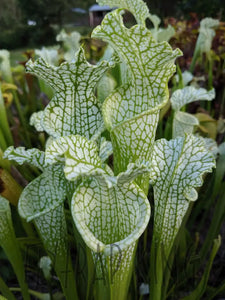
[0,276,16,300]
[181,235,221,300]
[0,196,30,300]
[0,85,13,147]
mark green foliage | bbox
[18,0,70,26]
[0,0,224,299]
[0,0,21,30]
[179,0,225,19]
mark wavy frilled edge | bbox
[150,134,215,255]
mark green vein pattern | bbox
[92,8,182,192]
[72,177,150,299]
[26,47,117,139]
[97,0,151,25]
[45,134,150,299]
[4,146,45,171]
[150,134,215,257]
[18,165,78,299]
[171,87,215,138]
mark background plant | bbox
[0,0,225,299]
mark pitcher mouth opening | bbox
[72,184,150,256]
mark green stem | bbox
[207,57,213,90]
[12,90,31,147]
[94,242,138,300]
[0,168,23,206]
[207,279,225,300]
[199,183,225,263]
[0,130,7,151]
[162,202,194,299]
[189,48,200,74]
[176,63,184,89]
[0,84,14,147]
[149,240,164,300]
[220,86,225,115]
[0,148,10,171]
[0,276,16,300]
[34,208,79,300]
[10,288,50,300]
[0,209,30,299]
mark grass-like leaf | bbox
[0,196,30,300]
[0,50,13,83]
[182,236,221,300]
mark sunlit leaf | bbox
[116,160,150,184]
[45,135,149,187]
[18,165,66,221]
[97,74,117,103]
[44,132,150,299]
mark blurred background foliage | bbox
[0,0,225,49]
